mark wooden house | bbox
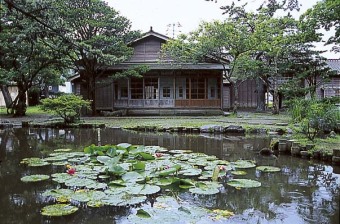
[318,59,340,99]
[69,28,227,115]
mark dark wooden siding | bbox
[128,36,165,62]
[238,79,257,108]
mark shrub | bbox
[288,98,339,140]
[40,94,90,124]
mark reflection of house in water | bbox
[0,128,270,162]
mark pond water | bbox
[0,128,339,224]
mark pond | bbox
[0,128,339,224]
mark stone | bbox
[200,125,224,133]
[300,151,310,159]
[332,156,340,165]
[333,149,340,157]
[259,148,273,156]
[224,125,245,134]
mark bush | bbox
[40,94,90,124]
[288,98,340,140]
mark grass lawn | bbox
[0,106,49,117]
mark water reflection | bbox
[0,128,339,224]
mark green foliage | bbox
[288,98,340,140]
[40,94,90,124]
[302,0,339,47]
[1,1,69,116]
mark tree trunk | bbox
[0,85,13,109]
[232,82,239,114]
[14,83,27,116]
[272,88,280,115]
[256,77,266,112]
[87,74,96,116]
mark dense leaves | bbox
[40,94,90,123]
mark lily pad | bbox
[256,166,281,172]
[129,184,161,195]
[102,193,146,206]
[232,160,256,169]
[54,148,73,152]
[20,157,50,167]
[41,204,78,216]
[169,149,193,154]
[230,170,247,176]
[136,209,152,218]
[227,179,261,188]
[189,181,222,195]
[20,174,49,183]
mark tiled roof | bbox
[326,59,340,73]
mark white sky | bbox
[108,0,338,58]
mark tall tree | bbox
[49,0,142,115]
[0,1,68,116]
[302,0,340,51]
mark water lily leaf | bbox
[71,191,90,202]
[117,143,132,149]
[210,209,235,218]
[108,165,126,175]
[138,152,155,160]
[133,161,146,171]
[129,184,161,195]
[179,168,202,176]
[227,179,261,188]
[189,186,220,195]
[102,193,146,206]
[106,146,118,157]
[96,156,112,164]
[54,148,73,152]
[20,174,49,183]
[151,178,174,186]
[169,150,193,154]
[136,209,151,218]
[256,166,281,172]
[20,157,50,167]
[231,170,247,176]
[44,156,68,162]
[233,160,256,169]
[41,204,78,216]
[42,189,74,200]
[109,180,127,187]
[71,190,106,203]
[52,161,69,166]
[178,179,195,189]
[122,171,144,183]
[158,167,177,177]
[65,177,97,188]
[98,175,110,179]
[87,200,104,208]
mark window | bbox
[210,87,216,98]
[163,87,171,98]
[131,78,143,99]
[144,78,158,99]
[121,87,128,98]
[178,86,183,98]
[191,77,205,99]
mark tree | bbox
[40,94,90,124]
[162,19,255,113]
[48,0,142,115]
[279,46,335,99]
[0,1,68,116]
[302,0,340,51]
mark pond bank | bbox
[2,112,339,165]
